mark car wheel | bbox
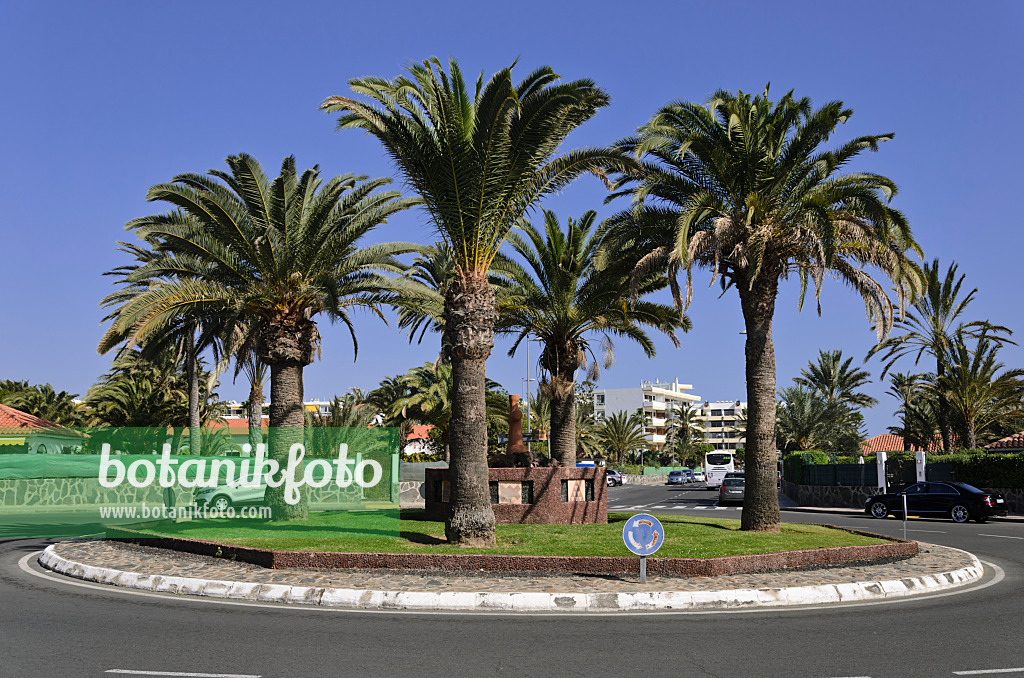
[950,504,970,523]
[869,501,889,519]
[211,495,232,511]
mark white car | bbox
[692,470,706,482]
[195,482,266,511]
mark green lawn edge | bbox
[118,510,889,559]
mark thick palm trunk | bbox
[739,273,782,533]
[184,327,201,456]
[257,319,318,521]
[441,274,496,546]
[266,362,307,519]
[549,386,576,466]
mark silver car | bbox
[195,481,267,511]
[718,477,745,505]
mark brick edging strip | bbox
[105,525,918,577]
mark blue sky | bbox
[1,0,1022,437]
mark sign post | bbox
[622,513,664,583]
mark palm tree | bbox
[868,259,1014,451]
[664,403,704,458]
[498,209,685,466]
[100,154,415,519]
[323,57,622,544]
[598,410,648,463]
[795,349,877,408]
[776,385,863,454]
[929,330,1024,449]
[604,87,921,531]
[0,381,84,427]
[391,362,508,462]
[885,372,935,451]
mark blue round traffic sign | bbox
[622,513,665,556]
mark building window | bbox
[596,394,604,405]
[711,409,722,416]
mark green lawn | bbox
[120,510,887,558]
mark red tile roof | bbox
[407,424,432,441]
[0,404,83,437]
[985,430,1024,451]
[860,434,941,453]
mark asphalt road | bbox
[1,484,1022,678]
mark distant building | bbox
[0,404,86,454]
[222,399,334,420]
[693,400,747,451]
[985,430,1024,453]
[593,379,701,451]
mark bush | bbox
[403,452,444,463]
[607,463,643,475]
[952,453,1024,488]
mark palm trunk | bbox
[185,327,201,456]
[964,415,977,450]
[739,272,782,533]
[256,318,319,521]
[549,387,576,466]
[441,274,496,546]
[247,378,264,454]
[936,359,953,451]
[266,362,307,519]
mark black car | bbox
[865,482,1008,524]
[606,469,625,486]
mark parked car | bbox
[667,470,686,485]
[864,482,1008,524]
[718,476,745,505]
[606,469,625,486]
[195,481,266,511]
[692,469,706,483]
[681,468,695,483]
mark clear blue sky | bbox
[1,0,1022,437]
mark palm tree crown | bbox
[498,209,686,465]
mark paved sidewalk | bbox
[39,538,985,612]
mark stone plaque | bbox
[497,482,523,504]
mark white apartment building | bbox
[695,400,747,450]
[593,379,701,451]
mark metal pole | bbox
[640,556,647,584]
[903,492,908,541]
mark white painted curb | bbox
[37,544,983,612]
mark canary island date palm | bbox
[323,57,623,544]
[598,410,648,463]
[101,154,416,519]
[499,209,686,466]
[795,349,878,409]
[867,259,1014,451]
[605,87,921,531]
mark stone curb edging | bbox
[37,544,984,612]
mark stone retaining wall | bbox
[783,480,1023,514]
[424,466,607,524]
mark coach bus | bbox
[704,451,735,489]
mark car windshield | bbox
[722,478,744,487]
[669,471,682,476]
[706,454,732,466]
[954,483,983,493]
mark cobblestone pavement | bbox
[48,539,975,594]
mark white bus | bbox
[704,451,735,489]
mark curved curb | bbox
[37,544,985,612]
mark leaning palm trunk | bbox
[936,360,953,452]
[544,351,581,466]
[739,273,781,533]
[442,275,497,546]
[184,326,201,456]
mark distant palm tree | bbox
[0,381,84,427]
[868,259,1014,450]
[498,209,685,466]
[885,372,935,451]
[102,154,415,519]
[604,86,921,531]
[664,403,704,457]
[599,410,647,463]
[795,349,877,409]
[324,57,622,545]
[929,330,1024,449]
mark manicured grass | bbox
[123,510,887,558]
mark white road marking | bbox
[905,529,946,533]
[953,668,1024,675]
[105,671,261,677]
[978,534,1024,540]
